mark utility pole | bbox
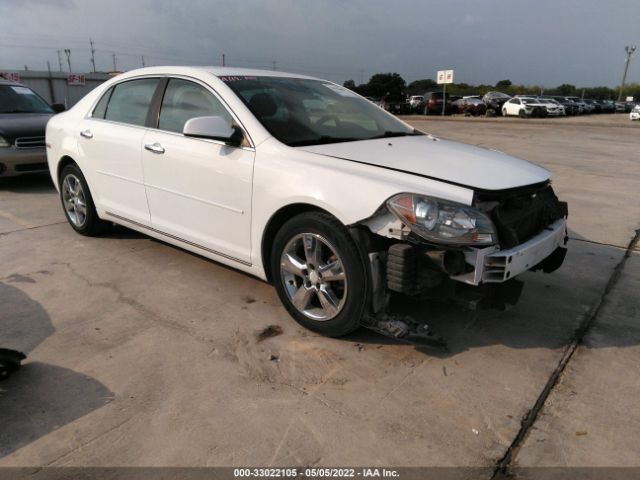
[112,53,117,71]
[617,45,637,101]
[222,53,226,67]
[57,50,63,72]
[64,49,72,72]
[359,69,364,85]
[272,60,277,70]
[141,55,146,67]
[89,38,96,73]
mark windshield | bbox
[0,85,53,114]
[222,76,421,147]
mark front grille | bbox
[14,136,45,149]
[481,185,567,249]
[14,162,47,172]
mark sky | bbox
[0,0,638,88]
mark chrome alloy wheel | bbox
[62,174,88,227]
[280,233,348,321]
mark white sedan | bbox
[46,67,568,342]
[518,97,565,116]
[631,105,640,120]
[502,97,548,117]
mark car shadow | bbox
[0,282,113,459]
[0,174,55,194]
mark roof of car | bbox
[115,66,319,82]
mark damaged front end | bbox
[351,181,568,347]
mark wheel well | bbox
[261,203,330,283]
[57,155,77,182]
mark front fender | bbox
[250,138,474,270]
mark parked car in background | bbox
[46,66,569,340]
[583,99,601,113]
[453,97,487,116]
[422,91,453,115]
[615,102,627,113]
[516,96,564,116]
[600,100,616,113]
[566,97,587,114]
[630,104,640,120]
[547,96,579,116]
[502,97,547,118]
[482,91,511,115]
[0,79,65,177]
[408,95,423,110]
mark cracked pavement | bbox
[0,115,638,474]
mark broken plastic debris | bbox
[472,428,479,435]
[257,325,283,342]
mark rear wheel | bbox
[59,164,109,236]
[271,212,367,337]
[519,109,527,118]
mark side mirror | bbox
[51,103,66,113]
[183,116,243,147]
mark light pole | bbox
[617,45,637,101]
[64,49,72,73]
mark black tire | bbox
[518,109,527,118]
[59,163,110,236]
[271,211,367,337]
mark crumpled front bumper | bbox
[452,217,568,286]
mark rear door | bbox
[77,77,160,226]
[141,77,255,264]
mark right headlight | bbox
[387,193,497,246]
[0,136,9,148]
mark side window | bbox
[512,99,521,105]
[104,78,159,127]
[92,87,112,119]
[159,79,233,134]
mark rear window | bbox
[103,78,159,127]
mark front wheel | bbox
[271,212,367,337]
[59,163,109,236]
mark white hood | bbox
[297,135,550,191]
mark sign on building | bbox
[0,72,21,83]
[437,70,454,84]
[67,74,86,86]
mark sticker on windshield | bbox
[322,83,359,98]
[11,86,34,95]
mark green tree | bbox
[556,84,577,95]
[343,79,357,91]
[407,78,437,94]
[365,73,406,100]
[496,79,512,88]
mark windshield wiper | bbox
[289,136,360,147]
[368,130,425,140]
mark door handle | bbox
[144,142,165,154]
[80,129,93,139]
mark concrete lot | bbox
[0,115,638,475]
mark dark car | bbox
[545,96,579,116]
[0,80,64,177]
[482,91,511,116]
[583,99,602,113]
[421,91,453,115]
[453,97,487,116]
[600,100,616,113]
